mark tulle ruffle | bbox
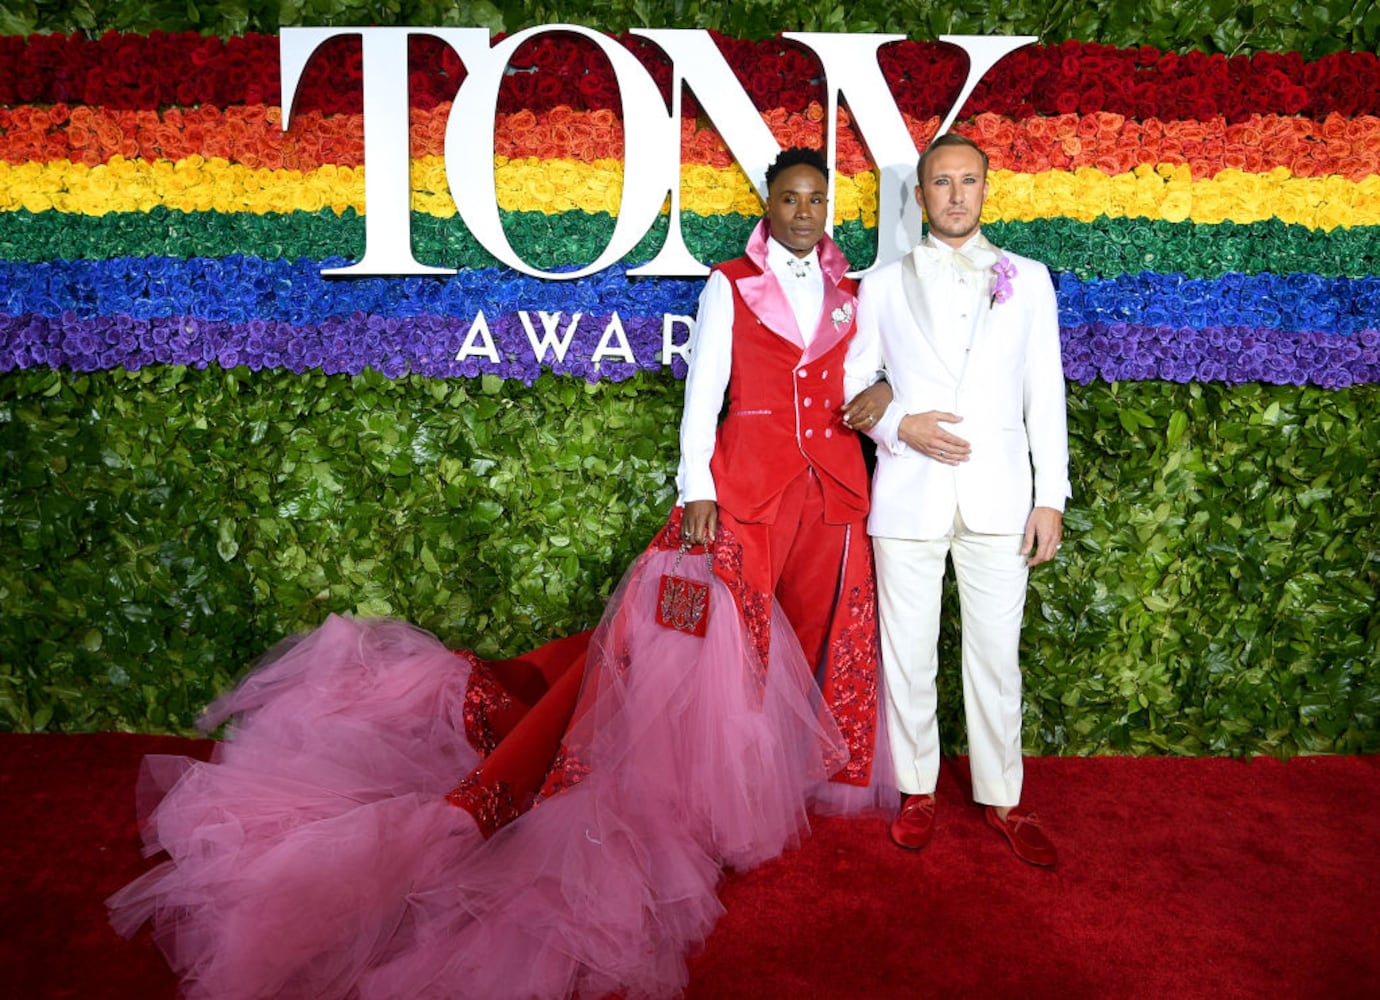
[109,547,880,999]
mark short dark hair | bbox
[766,146,829,189]
[916,133,988,184]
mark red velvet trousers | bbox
[723,467,852,674]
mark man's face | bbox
[766,163,829,258]
[916,144,988,248]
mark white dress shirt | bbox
[921,233,987,376]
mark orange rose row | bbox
[2,102,1378,182]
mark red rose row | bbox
[0,31,1377,122]
[4,101,1377,183]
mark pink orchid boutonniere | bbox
[831,302,854,329]
[990,255,1017,308]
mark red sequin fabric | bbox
[445,773,521,839]
[459,653,512,758]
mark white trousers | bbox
[874,513,1029,806]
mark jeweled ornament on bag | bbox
[656,544,711,637]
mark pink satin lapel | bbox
[802,281,856,364]
[735,218,806,350]
[735,219,855,357]
[734,270,806,350]
[802,232,857,363]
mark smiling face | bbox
[766,163,830,258]
[916,143,989,248]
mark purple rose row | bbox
[3,311,1377,388]
[1062,323,1379,388]
[0,311,687,385]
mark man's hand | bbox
[1022,506,1063,566]
[897,411,970,464]
[841,381,893,431]
[681,500,718,546]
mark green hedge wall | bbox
[1,367,678,730]
[3,368,1377,754]
[5,0,1378,58]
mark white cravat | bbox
[766,238,824,346]
[910,239,997,292]
[913,235,988,373]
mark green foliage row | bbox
[2,367,1377,755]
[6,208,1378,282]
[4,0,1377,58]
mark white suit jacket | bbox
[845,236,1071,540]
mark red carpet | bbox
[2,733,1376,999]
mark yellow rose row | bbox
[2,155,1377,230]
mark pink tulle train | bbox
[108,546,890,999]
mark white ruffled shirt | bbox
[914,232,989,376]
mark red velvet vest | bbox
[708,256,870,525]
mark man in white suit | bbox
[842,134,1070,866]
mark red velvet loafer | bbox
[890,793,937,849]
[985,805,1057,867]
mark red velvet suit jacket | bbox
[708,254,870,527]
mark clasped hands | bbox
[841,399,1063,567]
[898,411,1062,564]
[840,381,891,432]
[845,394,975,468]
[898,410,971,466]
[841,387,971,468]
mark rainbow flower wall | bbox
[2,20,1378,753]
[3,33,1378,385]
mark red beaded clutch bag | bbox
[656,544,712,637]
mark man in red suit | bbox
[676,147,886,793]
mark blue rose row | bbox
[2,257,1377,338]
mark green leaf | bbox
[216,519,240,561]
[1166,410,1188,449]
